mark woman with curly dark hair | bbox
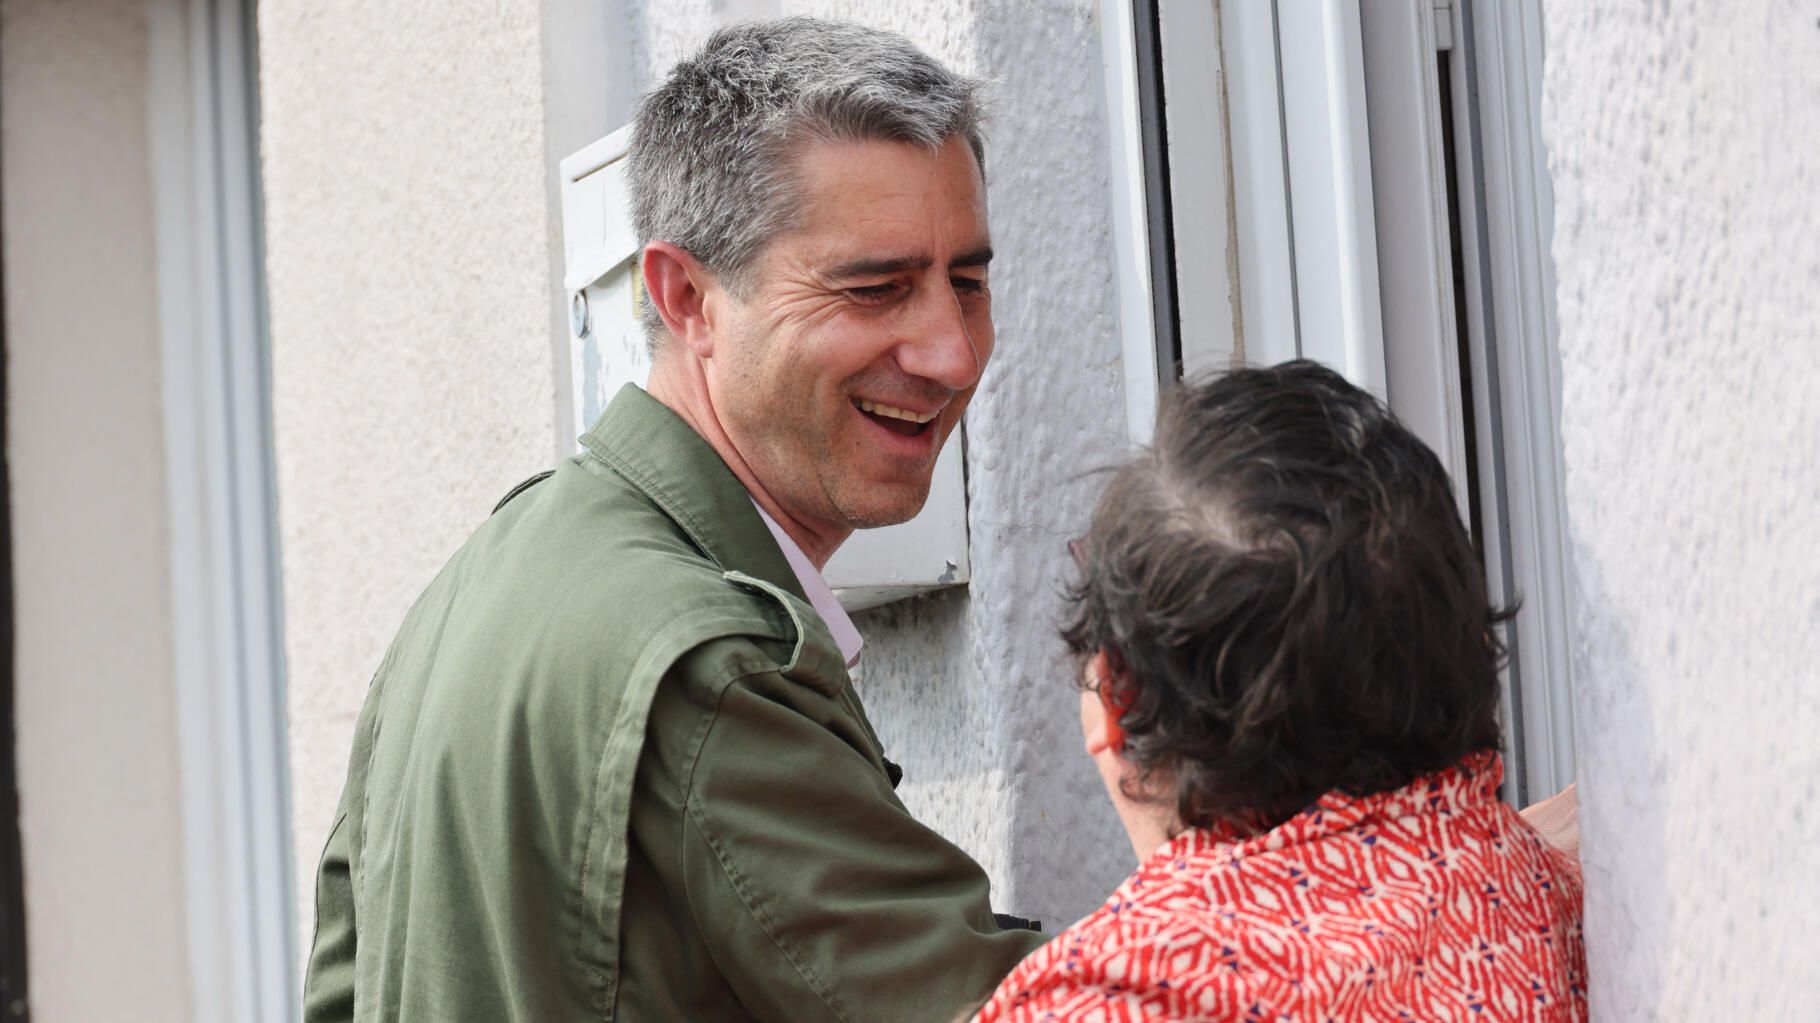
[972,362,1586,1022]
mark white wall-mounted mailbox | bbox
[558,127,971,612]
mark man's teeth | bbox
[856,399,937,424]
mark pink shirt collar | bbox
[749,500,864,670]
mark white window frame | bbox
[1155,0,1238,380]
[1356,0,1474,510]
[1218,0,1387,395]
[1359,0,1577,803]
[1098,0,1167,445]
[1114,0,1575,804]
[1217,0,1298,371]
[1448,0,1576,802]
[149,0,298,1017]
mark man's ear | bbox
[1082,650,1130,756]
[641,241,718,358]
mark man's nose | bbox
[897,282,986,391]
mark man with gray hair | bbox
[303,17,1046,1023]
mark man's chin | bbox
[834,482,932,531]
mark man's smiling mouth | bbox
[855,398,937,437]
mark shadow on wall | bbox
[1566,517,1665,1021]
[853,588,994,788]
[850,589,1015,897]
[853,581,1131,930]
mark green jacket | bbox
[304,385,1045,1022]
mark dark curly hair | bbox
[1061,360,1511,836]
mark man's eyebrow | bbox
[824,245,994,281]
[951,245,994,269]
[826,254,934,280]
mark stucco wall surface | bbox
[1543,3,1820,1018]
[260,0,561,938]
[621,1,1136,926]
[1,0,192,1018]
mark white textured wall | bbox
[260,0,561,941]
[631,1,1136,926]
[1,0,192,1018]
[1544,3,1820,1018]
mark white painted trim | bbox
[539,0,638,457]
[1357,0,1474,518]
[1275,0,1386,397]
[1458,0,1576,800]
[1218,0,1298,367]
[558,126,637,293]
[1100,0,1162,444]
[149,0,298,1018]
[1156,0,1238,377]
[1221,0,1387,391]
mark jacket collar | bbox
[579,384,806,605]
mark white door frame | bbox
[150,0,298,1017]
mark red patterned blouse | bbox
[973,753,1585,1022]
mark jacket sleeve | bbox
[680,668,1048,1023]
[302,809,357,1023]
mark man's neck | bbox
[645,357,850,569]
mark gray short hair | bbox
[627,17,987,344]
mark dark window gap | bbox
[1133,0,1183,386]
[1,136,32,1019]
[1436,53,1485,556]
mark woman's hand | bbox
[1520,783,1580,860]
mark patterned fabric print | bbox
[974,754,1585,1022]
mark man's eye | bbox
[848,283,902,304]
[952,276,989,297]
